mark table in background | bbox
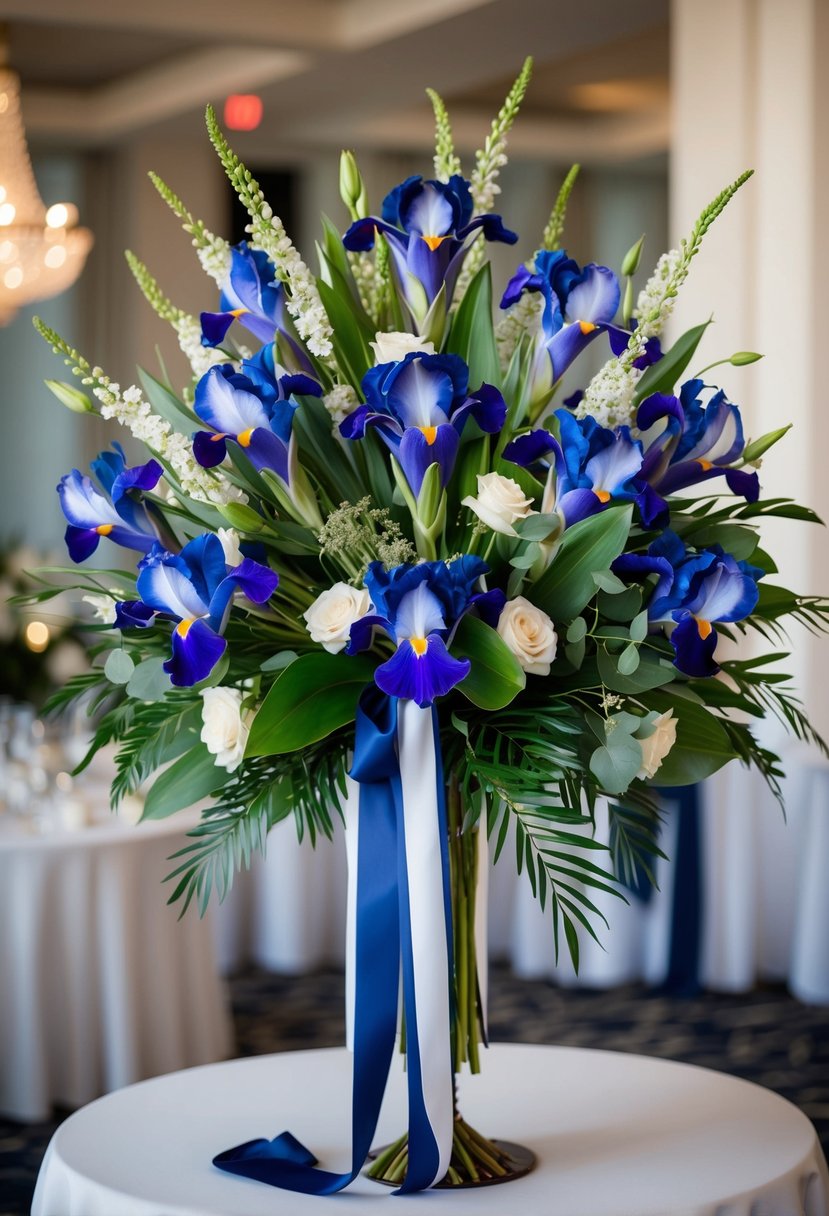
[32,1044,829,1216]
[0,807,232,1122]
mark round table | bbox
[0,807,232,1122]
[32,1044,829,1216]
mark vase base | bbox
[366,1139,536,1188]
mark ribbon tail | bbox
[474,822,490,1042]
[343,772,360,1053]
[395,699,454,1192]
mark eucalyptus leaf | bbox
[105,650,135,685]
[629,610,649,643]
[126,657,172,701]
[592,570,628,595]
[617,642,641,676]
[260,651,299,672]
[514,513,559,542]
[589,734,643,795]
[566,617,587,643]
[597,645,676,694]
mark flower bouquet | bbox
[30,57,829,1195]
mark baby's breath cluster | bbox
[318,498,416,582]
[323,382,360,427]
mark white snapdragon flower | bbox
[637,711,677,780]
[82,592,119,625]
[303,583,371,654]
[216,528,243,567]
[462,473,536,536]
[370,332,436,364]
[200,687,254,773]
[497,597,558,675]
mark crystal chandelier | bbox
[0,66,93,326]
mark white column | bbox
[670,0,829,741]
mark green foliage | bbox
[246,652,377,757]
[639,691,735,785]
[452,615,526,710]
[632,321,710,405]
[530,505,633,619]
[445,263,501,388]
[142,743,233,820]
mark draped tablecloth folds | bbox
[32,1044,829,1216]
[0,808,232,1122]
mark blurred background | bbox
[1,0,828,1207]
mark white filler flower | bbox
[200,687,254,773]
[370,331,436,364]
[497,596,558,675]
[303,583,371,654]
[216,527,243,567]
[637,710,677,780]
[462,472,536,536]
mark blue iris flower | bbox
[115,534,279,687]
[634,380,760,526]
[613,531,762,677]
[57,444,163,563]
[346,556,504,707]
[500,249,626,393]
[503,409,644,529]
[200,243,286,349]
[192,346,321,486]
[343,175,517,325]
[339,352,507,498]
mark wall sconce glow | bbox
[24,621,50,652]
[0,68,93,325]
[224,94,263,132]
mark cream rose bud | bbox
[497,597,558,675]
[303,583,371,654]
[462,473,536,536]
[200,687,254,773]
[370,331,436,364]
[637,710,677,780]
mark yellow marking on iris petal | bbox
[696,458,714,471]
[594,489,611,504]
[176,618,196,638]
[210,432,227,443]
[421,234,449,252]
[237,428,254,448]
[696,618,713,640]
[419,425,438,445]
[410,636,428,657]
[229,308,249,318]
[579,321,597,335]
[95,524,114,536]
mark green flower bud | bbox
[339,150,368,221]
[45,379,94,413]
[620,234,646,278]
[730,350,763,365]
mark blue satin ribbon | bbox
[213,688,453,1195]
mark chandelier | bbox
[0,66,93,326]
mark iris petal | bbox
[164,618,227,688]
[374,635,470,707]
[398,424,459,495]
[670,613,720,677]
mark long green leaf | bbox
[246,652,375,757]
[453,614,526,709]
[530,505,633,620]
[631,321,710,406]
[445,262,500,388]
[640,690,734,785]
[142,744,231,820]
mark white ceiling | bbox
[1,0,670,162]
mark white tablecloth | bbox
[215,755,829,1003]
[0,809,232,1122]
[32,1044,829,1216]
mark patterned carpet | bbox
[2,966,828,1214]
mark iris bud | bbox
[730,351,763,366]
[339,150,368,221]
[620,234,645,278]
[45,379,94,413]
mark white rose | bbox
[637,710,677,780]
[200,687,254,773]
[462,472,536,536]
[370,331,436,364]
[217,527,242,566]
[303,583,371,654]
[497,597,558,675]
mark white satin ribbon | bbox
[474,821,489,1038]
[397,700,454,1186]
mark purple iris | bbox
[200,242,285,349]
[115,534,278,687]
[340,352,507,497]
[613,531,762,677]
[346,556,504,707]
[343,175,517,324]
[634,380,760,526]
[504,409,644,529]
[192,347,321,486]
[500,249,625,391]
[57,444,163,563]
